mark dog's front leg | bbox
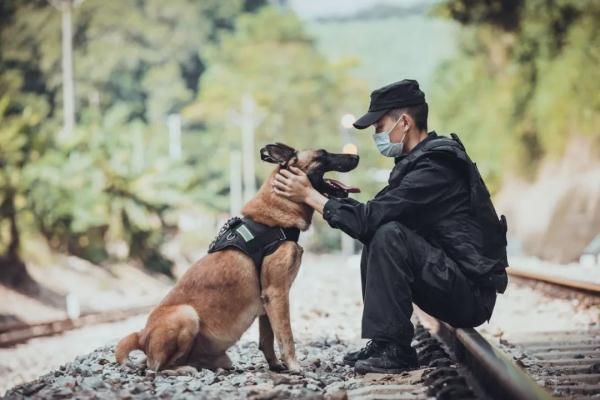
[262,289,300,372]
[259,315,285,371]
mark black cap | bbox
[353,79,426,130]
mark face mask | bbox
[372,118,407,157]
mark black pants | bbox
[360,221,497,345]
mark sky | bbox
[287,0,429,19]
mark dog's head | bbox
[260,142,360,198]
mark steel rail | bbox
[417,310,555,400]
[0,305,152,348]
[507,267,600,295]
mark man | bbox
[272,79,508,374]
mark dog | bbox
[115,143,359,372]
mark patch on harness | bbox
[236,224,254,242]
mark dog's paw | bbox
[285,360,302,374]
[268,362,287,372]
[175,365,199,376]
[159,369,179,376]
[159,366,198,377]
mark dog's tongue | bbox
[324,178,360,193]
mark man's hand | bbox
[272,166,313,203]
[272,166,330,215]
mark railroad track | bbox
[500,329,600,398]
[0,305,152,348]
[502,268,600,398]
[415,310,554,400]
[507,267,600,307]
[413,268,600,400]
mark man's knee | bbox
[370,221,410,249]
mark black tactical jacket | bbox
[323,131,508,292]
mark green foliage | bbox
[22,109,194,271]
[1,0,374,270]
[184,7,376,201]
[0,67,52,257]
[431,0,600,186]
[0,0,267,274]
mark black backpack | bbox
[391,133,509,292]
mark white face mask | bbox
[372,118,408,157]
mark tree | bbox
[184,7,374,207]
[0,71,52,289]
[431,0,600,187]
[0,0,269,283]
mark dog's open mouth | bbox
[319,145,360,198]
[322,177,360,198]
[301,144,361,199]
[324,178,360,193]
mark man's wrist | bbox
[304,188,328,214]
[303,188,317,204]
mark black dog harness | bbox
[207,217,300,274]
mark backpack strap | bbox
[389,135,464,185]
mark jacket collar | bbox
[394,131,438,165]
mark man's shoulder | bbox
[421,134,463,153]
[410,140,468,181]
[410,152,464,179]
[414,135,469,167]
[388,133,469,185]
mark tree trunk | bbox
[0,188,36,291]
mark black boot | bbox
[354,342,419,374]
[342,340,385,366]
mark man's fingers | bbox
[272,186,289,197]
[289,166,305,176]
[279,169,293,178]
[272,180,288,191]
[273,174,288,185]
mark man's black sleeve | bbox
[322,157,465,243]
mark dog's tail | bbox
[115,331,142,365]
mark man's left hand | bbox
[272,166,313,203]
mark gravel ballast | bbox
[2,254,429,399]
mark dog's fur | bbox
[115,144,358,372]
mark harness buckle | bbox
[278,227,287,240]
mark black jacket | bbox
[323,132,508,292]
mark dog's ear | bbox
[260,143,297,165]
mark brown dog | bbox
[115,143,359,372]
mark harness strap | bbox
[207,217,301,289]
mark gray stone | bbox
[52,386,74,398]
[156,385,177,398]
[188,379,204,391]
[130,382,148,394]
[176,375,193,383]
[306,383,321,392]
[81,376,107,390]
[53,375,77,388]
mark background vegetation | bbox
[1,0,597,288]
[431,0,599,187]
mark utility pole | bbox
[49,0,84,139]
[340,113,357,256]
[132,123,144,173]
[229,150,243,216]
[232,94,264,203]
[167,113,182,160]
